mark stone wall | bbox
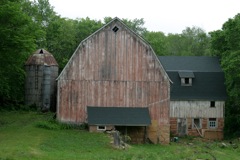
[147,120,170,144]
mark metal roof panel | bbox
[87,107,151,126]
[25,49,58,66]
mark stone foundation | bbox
[147,120,170,144]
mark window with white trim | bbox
[209,118,217,129]
[97,126,106,131]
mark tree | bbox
[122,18,147,35]
[181,27,210,56]
[46,17,79,70]
[75,17,103,44]
[209,30,228,57]
[47,17,104,70]
[165,33,184,55]
[0,0,37,106]
[143,31,167,55]
[210,13,240,57]
[165,27,210,56]
[221,50,240,136]
[23,0,56,48]
[210,13,240,137]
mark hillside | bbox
[0,111,239,160]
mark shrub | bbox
[35,119,88,130]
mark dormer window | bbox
[178,71,194,86]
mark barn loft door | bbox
[178,118,187,136]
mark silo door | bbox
[177,118,187,136]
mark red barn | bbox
[57,18,171,144]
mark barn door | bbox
[178,118,187,136]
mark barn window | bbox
[208,118,217,129]
[112,26,119,33]
[97,126,106,131]
[192,118,201,129]
[181,77,192,86]
[178,71,194,86]
[210,101,215,107]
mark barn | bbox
[56,18,171,144]
[159,56,227,140]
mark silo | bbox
[25,49,58,111]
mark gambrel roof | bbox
[159,56,227,101]
[57,17,170,82]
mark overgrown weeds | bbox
[35,118,88,130]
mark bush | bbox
[35,120,60,130]
[35,119,88,130]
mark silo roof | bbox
[25,49,58,66]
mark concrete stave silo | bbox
[25,49,58,111]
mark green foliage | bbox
[221,51,240,137]
[29,0,57,47]
[46,17,78,70]
[75,17,103,42]
[0,0,37,106]
[35,120,60,130]
[210,14,240,57]
[166,27,210,56]
[210,30,228,56]
[35,119,88,130]
[122,18,147,35]
[103,16,113,24]
[143,31,167,55]
[222,14,240,51]
[211,13,240,138]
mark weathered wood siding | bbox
[170,100,225,139]
[57,19,170,143]
[170,101,225,118]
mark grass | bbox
[0,111,240,160]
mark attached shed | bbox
[159,56,227,140]
[57,17,171,144]
[88,106,151,143]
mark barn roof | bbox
[178,71,195,78]
[57,17,170,82]
[87,107,151,126]
[25,49,58,66]
[159,56,222,72]
[159,56,227,101]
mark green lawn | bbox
[0,111,239,160]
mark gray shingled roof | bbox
[159,56,227,100]
[87,107,151,126]
[178,71,195,78]
[159,56,222,72]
